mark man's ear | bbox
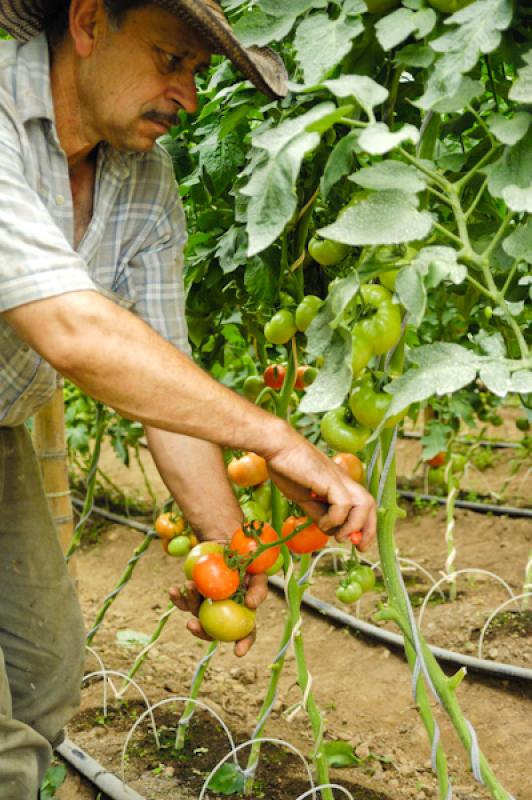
[69,0,105,58]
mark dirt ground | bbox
[56,421,531,800]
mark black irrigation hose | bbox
[56,738,145,800]
[268,577,532,683]
[400,432,523,450]
[75,502,532,684]
[398,490,532,519]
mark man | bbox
[0,1,376,795]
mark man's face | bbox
[77,3,212,152]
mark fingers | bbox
[186,617,213,642]
[234,627,256,658]
[244,573,268,609]
[168,582,202,616]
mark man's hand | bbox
[169,571,268,657]
[265,426,377,551]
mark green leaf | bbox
[318,191,433,246]
[321,130,361,198]
[509,49,532,103]
[298,328,352,413]
[294,11,364,85]
[207,763,245,794]
[323,741,363,768]
[502,219,532,264]
[395,44,435,68]
[306,105,355,135]
[323,76,388,120]
[486,130,532,209]
[259,0,328,15]
[252,102,335,155]
[511,370,532,394]
[116,629,152,649]
[396,246,466,327]
[215,226,249,274]
[376,7,436,52]
[358,122,419,155]
[421,421,452,461]
[232,8,297,46]
[487,112,531,146]
[417,0,513,110]
[502,185,532,213]
[478,362,513,397]
[198,132,245,195]
[430,76,483,112]
[350,160,426,193]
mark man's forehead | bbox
[132,6,214,59]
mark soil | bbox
[56,419,531,800]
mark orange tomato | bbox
[227,452,269,488]
[192,552,240,600]
[230,521,280,574]
[281,516,329,554]
[155,512,185,539]
[332,452,365,483]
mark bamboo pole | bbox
[32,378,76,578]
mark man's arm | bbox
[4,290,376,546]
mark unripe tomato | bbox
[336,581,363,604]
[308,237,350,267]
[294,365,318,390]
[254,481,272,512]
[192,552,240,600]
[230,521,280,574]
[227,452,268,488]
[264,309,297,345]
[351,565,376,593]
[516,417,530,432]
[243,375,264,401]
[427,452,446,468]
[167,535,192,558]
[199,599,256,642]
[356,284,402,356]
[320,408,371,454]
[295,295,323,332]
[155,512,185,539]
[282,516,329,554]
[351,329,374,377]
[332,452,365,483]
[263,364,286,390]
[427,0,473,12]
[349,376,407,430]
[265,552,284,576]
[379,269,399,291]
[184,541,224,580]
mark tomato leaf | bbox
[299,328,352,413]
[509,48,532,103]
[376,7,436,52]
[207,763,245,794]
[318,191,433,246]
[485,130,532,211]
[358,122,420,155]
[502,219,532,265]
[323,75,388,121]
[395,246,466,327]
[323,740,363,768]
[321,130,361,198]
[487,112,531,146]
[294,5,365,86]
[233,7,298,47]
[350,160,426,193]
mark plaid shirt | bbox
[0,34,190,427]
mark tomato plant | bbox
[227,452,268,487]
[295,295,323,332]
[198,599,256,642]
[308,237,350,267]
[192,552,240,600]
[336,581,363,604]
[281,516,329,554]
[230,521,280,574]
[349,375,407,430]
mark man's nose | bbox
[166,75,199,114]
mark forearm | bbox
[4,291,289,455]
[145,426,242,540]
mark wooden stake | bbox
[33,379,77,578]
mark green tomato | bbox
[351,327,374,377]
[241,500,270,524]
[242,375,264,402]
[308,237,350,267]
[265,552,284,576]
[379,269,399,291]
[364,0,401,13]
[351,565,376,593]
[357,285,402,356]
[428,466,446,487]
[451,454,468,473]
[167,535,192,558]
[264,309,297,345]
[199,599,256,643]
[336,581,363,604]
[320,408,371,454]
[184,541,224,580]
[254,482,272,512]
[516,417,530,432]
[295,295,323,332]
[427,0,473,12]
[349,376,407,430]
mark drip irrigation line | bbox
[268,576,532,683]
[400,432,522,450]
[73,502,532,684]
[56,738,145,800]
[398,490,532,519]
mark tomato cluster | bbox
[155,512,197,557]
[336,564,376,605]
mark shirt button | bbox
[55,194,65,206]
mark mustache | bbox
[142,110,181,127]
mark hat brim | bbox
[0,0,288,99]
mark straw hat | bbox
[0,0,288,98]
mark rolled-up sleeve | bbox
[0,98,97,312]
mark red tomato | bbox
[350,530,363,547]
[192,552,240,600]
[332,452,365,483]
[281,516,329,554]
[227,452,268,488]
[263,364,286,390]
[427,452,446,467]
[230,521,280,574]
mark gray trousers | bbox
[0,426,85,798]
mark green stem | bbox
[175,641,218,750]
[481,211,514,261]
[86,532,158,646]
[464,176,489,221]
[397,146,450,192]
[119,600,175,693]
[432,220,464,248]
[501,260,519,298]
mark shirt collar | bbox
[16,33,55,125]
